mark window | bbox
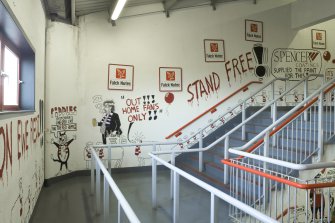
[0,40,20,110]
[0,1,35,112]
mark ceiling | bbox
[41,0,254,25]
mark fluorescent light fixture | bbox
[111,0,127,20]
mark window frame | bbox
[0,33,21,111]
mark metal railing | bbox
[220,77,335,222]
[228,77,335,168]
[222,159,335,223]
[87,75,330,223]
[154,75,323,182]
[90,148,141,223]
[165,81,263,139]
[166,78,287,153]
[150,152,279,223]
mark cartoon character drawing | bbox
[51,132,75,175]
[93,100,122,144]
[84,140,124,169]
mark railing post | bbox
[318,91,324,161]
[199,131,203,172]
[103,178,109,222]
[271,80,275,117]
[173,171,180,223]
[264,131,270,170]
[96,162,101,214]
[272,101,277,147]
[242,102,246,141]
[152,156,157,209]
[304,78,308,121]
[224,136,229,184]
[108,145,112,174]
[210,193,217,223]
[272,80,275,102]
[118,201,121,223]
[171,152,175,199]
[91,148,94,195]
[263,131,270,213]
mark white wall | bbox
[0,0,46,222]
[291,0,335,29]
[44,0,335,178]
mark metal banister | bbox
[227,149,335,170]
[165,81,263,139]
[91,149,141,223]
[152,74,322,156]
[166,78,288,141]
[229,76,334,154]
[222,159,335,190]
[150,153,279,223]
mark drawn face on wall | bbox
[59,132,67,144]
[103,100,115,114]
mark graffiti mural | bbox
[0,115,42,183]
[51,132,75,175]
[224,52,255,85]
[271,48,322,81]
[39,99,44,147]
[277,168,335,222]
[92,96,123,144]
[50,105,77,176]
[93,100,122,144]
[187,72,221,103]
[121,95,160,123]
[253,44,269,80]
[83,138,126,169]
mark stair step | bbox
[175,162,230,192]
[175,105,332,210]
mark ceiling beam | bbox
[163,0,178,17]
[76,1,111,7]
[76,8,107,16]
[71,0,76,25]
[211,0,216,10]
[77,5,108,11]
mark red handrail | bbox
[221,159,335,189]
[236,82,335,159]
[165,81,262,139]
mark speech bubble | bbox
[271,48,322,81]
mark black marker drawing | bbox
[51,132,75,176]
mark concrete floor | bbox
[29,168,233,223]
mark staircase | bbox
[175,107,290,191]
[168,75,335,222]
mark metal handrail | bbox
[227,149,335,170]
[153,74,322,156]
[229,75,334,154]
[150,153,279,223]
[92,77,291,156]
[91,149,141,223]
[166,78,286,143]
[165,81,263,139]
[222,159,335,190]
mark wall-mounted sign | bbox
[271,48,322,81]
[245,20,263,42]
[108,64,134,91]
[312,29,326,49]
[159,67,182,92]
[204,39,225,62]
